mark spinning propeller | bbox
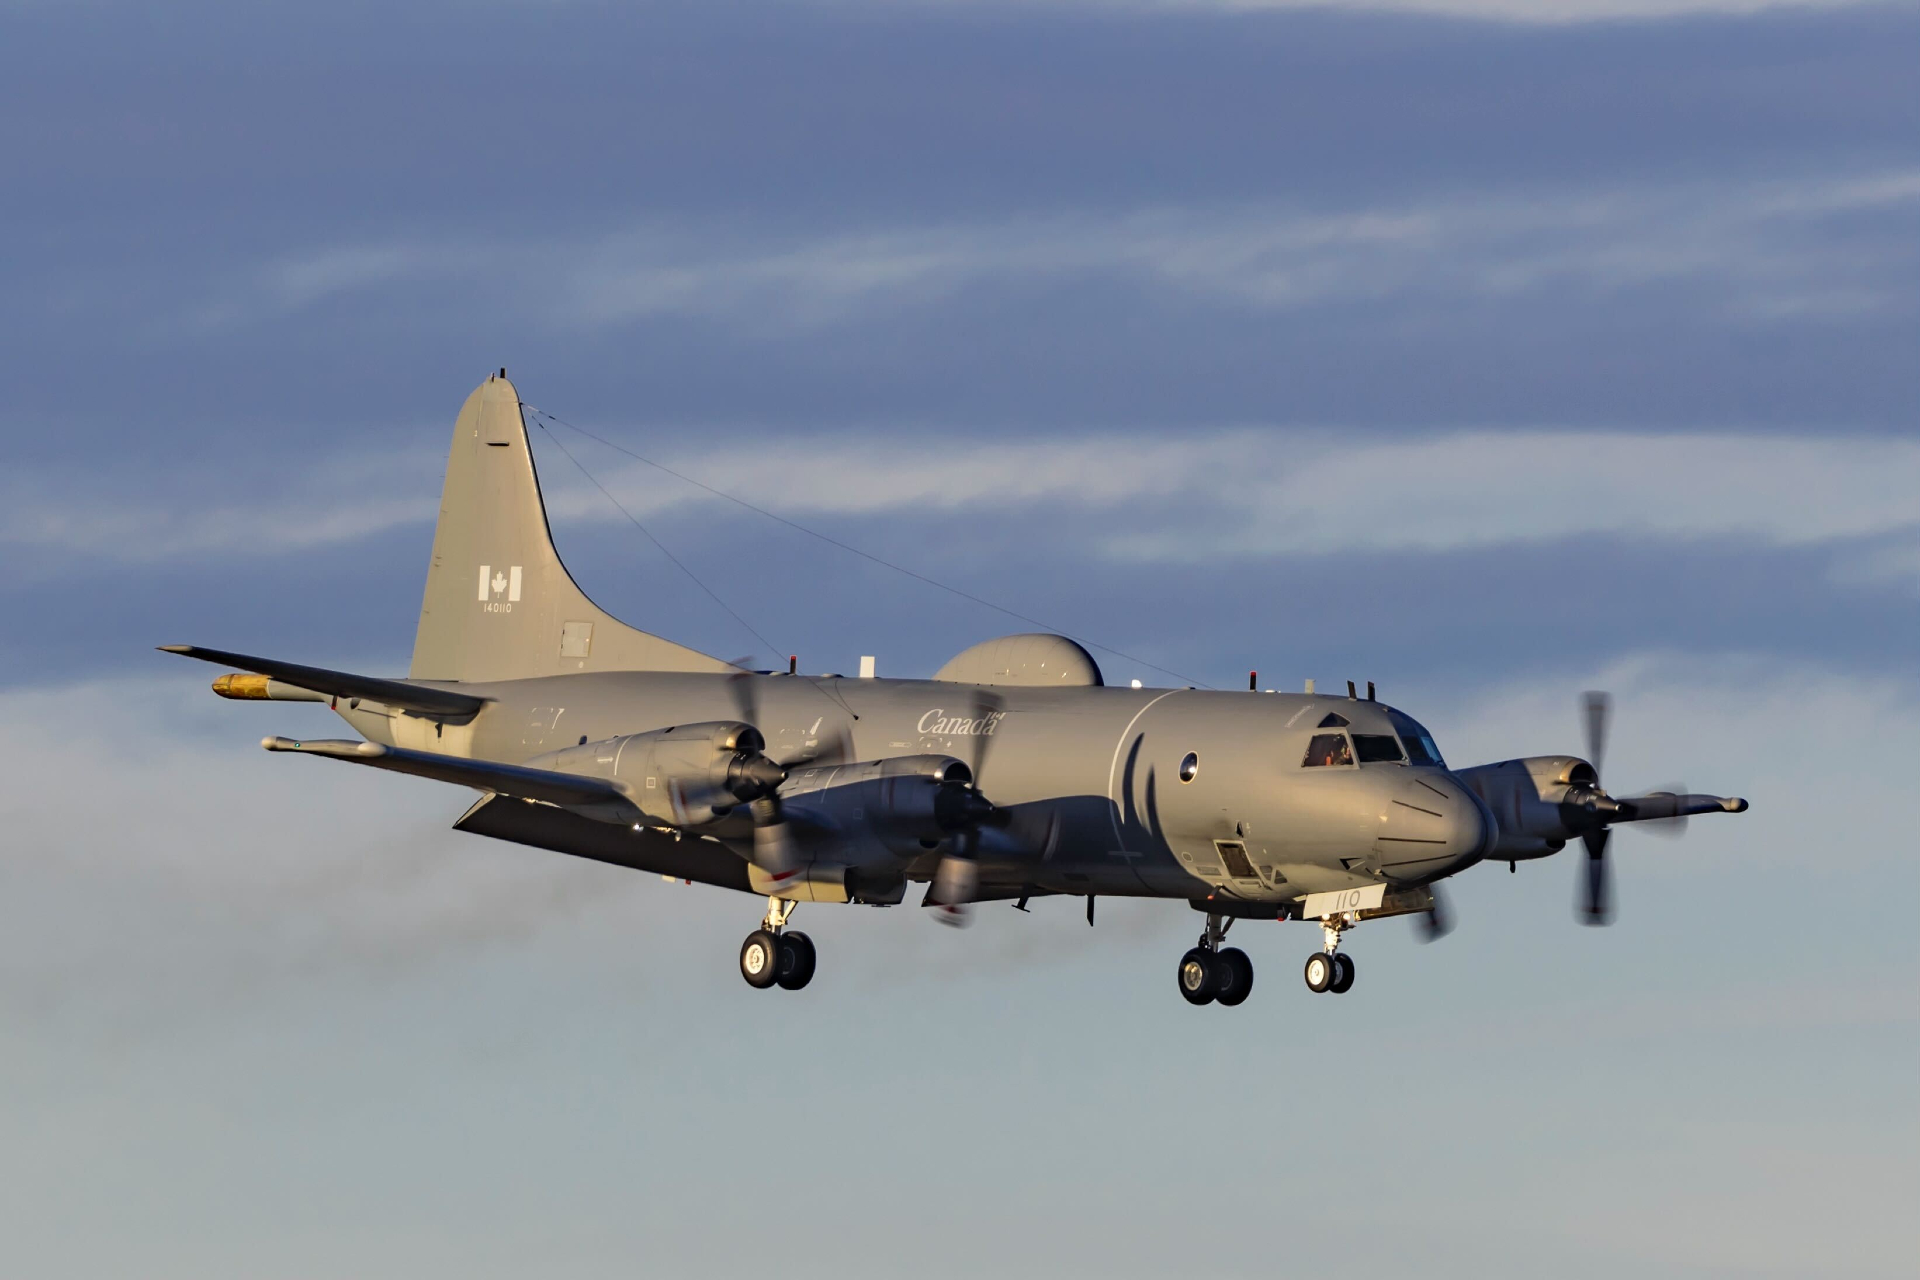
[1415,882,1453,943]
[1566,691,1748,926]
[725,658,803,886]
[925,690,1007,927]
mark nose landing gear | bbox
[1176,913,1254,1008]
[1305,915,1357,995]
[739,896,816,991]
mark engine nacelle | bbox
[1453,755,1594,860]
[532,721,770,827]
[779,754,976,859]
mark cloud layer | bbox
[15,423,1920,569]
[177,168,1920,337]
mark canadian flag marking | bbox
[477,564,523,607]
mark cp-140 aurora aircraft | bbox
[165,372,1749,1005]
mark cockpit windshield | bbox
[1387,709,1446,767]
[1352,734,1404,764]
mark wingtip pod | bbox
[261,736,388,759]
[1724,797,1749,813]
[213,673,329,702]
[215,674,271,699]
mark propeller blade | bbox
[1582,690,1611,779]
[926,836,980,929]
[1415,883,1453,943]
[968,690,1004,781]
[1579,828,1613,925]
[727,656,760,729]
[749,794,801,885]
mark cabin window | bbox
[1179,752,1199,783]
[1303,733,1353,767]
[1353,734,1405,764]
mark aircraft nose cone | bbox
[1375,773,1491,881]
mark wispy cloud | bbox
[176,167,1920,337]
[12,426,1920,575]
[2,448,444,571]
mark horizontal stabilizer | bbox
[260,736,631,811]
[160,645,486,719]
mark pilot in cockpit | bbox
[1304,733,1353,768]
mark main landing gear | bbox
[739,897,815,992]
[1304,915,1357,995]
[1175,908,1366,1003]
[1177,913,1254,1008]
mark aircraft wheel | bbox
[740,930,782,989]
[1213,947,1254,1007]
[1303,951,1336,993]
[775,931,817,990]
[1329,952,1356,995]
[1177,949,1218,1005]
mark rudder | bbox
[409,373,732,682]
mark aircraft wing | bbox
[261,736,630,811]
[453,794,755,892]
[160,645,486,718]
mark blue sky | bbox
[1,2,1916,1277]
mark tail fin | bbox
[409,373,732,682]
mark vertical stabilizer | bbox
[409,374,732,682]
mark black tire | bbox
[740,930,782,989]
[1329,952,1355,995]
[1177,948,1218,1005]
[1214,947,1255,1007]
[776,931,817,990]
[1303,951,1336,993]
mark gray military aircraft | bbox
[165,373,1749,1003]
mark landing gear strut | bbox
[739,897,816,991]
[1304,914,1357,995]
[1176,913,1254,1008]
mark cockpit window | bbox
[1387,710,1446,767]
[1316,712,1350,728]
[1302,733,1353,767]
[1353,734,1405,764]
[1400,734,1442,767]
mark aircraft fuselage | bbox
[339,669,1493,906]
